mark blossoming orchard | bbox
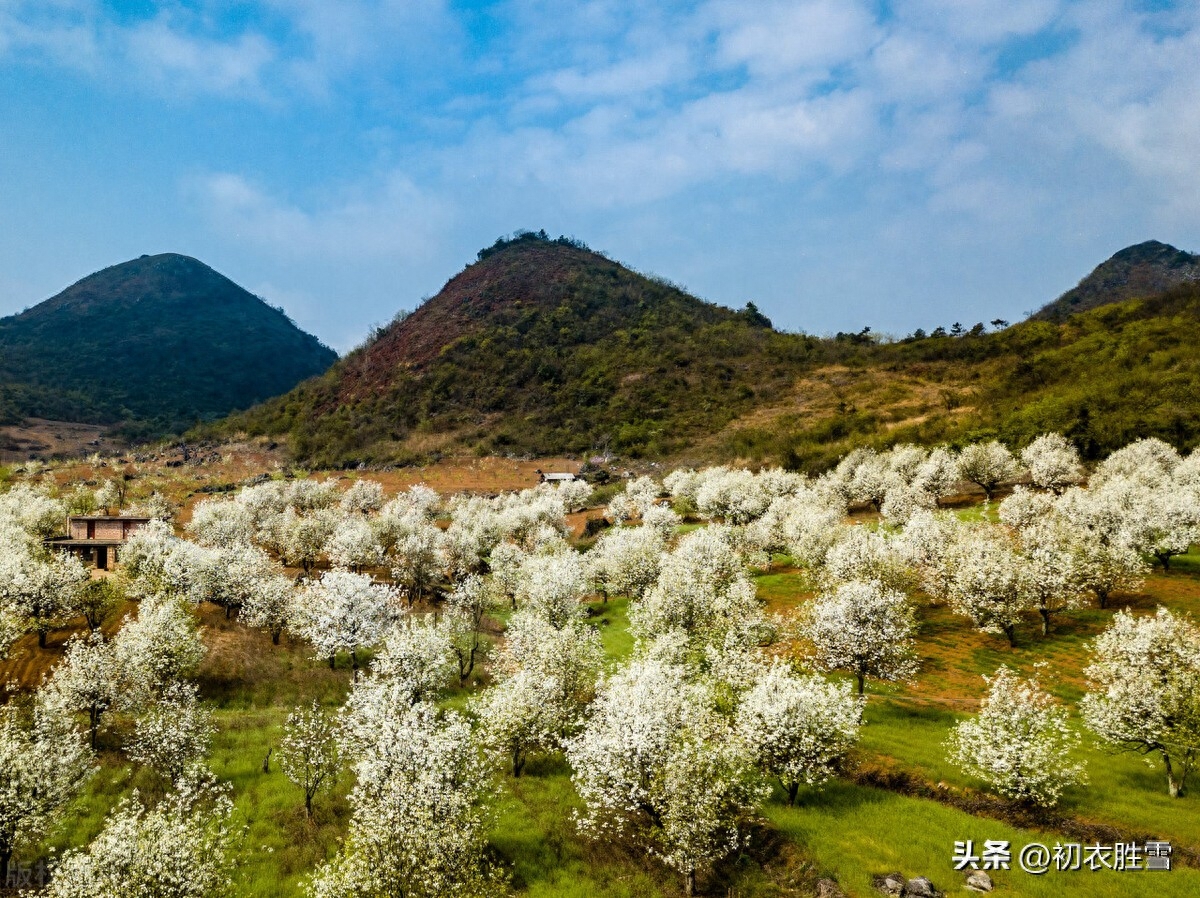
[0,435,1198,896]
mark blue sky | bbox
[1,0,1197,352]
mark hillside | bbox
[219,233,802,465]
[210,233,1200,470]
[0,253,337,440]
[1035,240,1200,320]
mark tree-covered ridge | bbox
[0,253,337,440]
[218,234,800,465]
[209,233,1200,470]
[1034,239,1200,321]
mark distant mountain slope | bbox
[0,253,337,440]
[1035,240,1200,320]
[208,233,1200,470]
[217,232,797,465]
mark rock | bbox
[816,879,846,898]
[965,870,993,892]
[871,872,907,896]
[906,877,944,898]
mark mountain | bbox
[1035,240,1200,320]
[0,253,337,440]
[216,232,795,465]
[209,233,1200,470]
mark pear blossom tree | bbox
[735,661,864,804]
[240,573,296,644]
[325,516,383,573]
[290,570,400,669]
[279,701,339,818]
[567,658,766,896]
[1017,519,1090,636]
[912,447,960,506]
[312,702,502,898]
[441,575,491,685]
[339,479,385,516]
[41,632,120,748]
[46,771,237,898]
[0,698,94,885]
[126,680,214,785]
[586,524,664,601]
[1020,433,1084,493]
[945,530,1028,646]
[800,580,918,694]
[0,547,89,648]
[1081,608,1200,797]
[513,548,590,629]
[956,440,1021,502]
[112,596,207,707]
[947,665,1085,807]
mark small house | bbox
[45,515,152,570]
[536,469,577,484]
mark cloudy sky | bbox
[0,0,1196,352]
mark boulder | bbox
[871,872,907,896]
[905,877,944,898]
[965,870,994,892]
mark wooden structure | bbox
[45,514,152,570]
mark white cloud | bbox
[123,17,275,97]
[193,171,454,264]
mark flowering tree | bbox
[0,698,94,885]
[47,771,237,898]
[279,701,339,818]
[947,665,1085,807]
[513,548,589,629]
[956,440,1021,502]
[187,498,255,549]
[735,661,863,804]
[801,580,918,694]
[1020,433,1084,493]
[567,658,765,896]
[290,570,400,669]
[441,575,491,685]
[325,516,383,573]
[340,479,385,516]
[1091,437,1180,487]
[388,519,446,607]
[356,617,456,708]
[126,680,214,785]
[0,547,89,648]
[586,524,664,601]
[112,596,207,708]
[631,527,765,651]
[912,447,960,506]
[1016,519,1090,636]
[945,530,1027,646]
[475,667,565,777]
[240,573,296,645]
[41,632,120,748]
[1081,608,1200,797]
[311,702,502,898]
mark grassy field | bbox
[7,494,1200,897]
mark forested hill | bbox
[216,232,795,465]
[208,233,1200,470]
[1034,240,1200,321]
[0,254,337,439]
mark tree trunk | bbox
[513,748,525,778]
[1097,589,1109,610]
[685,868,696,897]
[1157,552,1171,572]
[329,654,336,670]
[1165,753,1181,798]
[856,672,865,695]
[786,781,800,806]
[38,628,47,649]
[305,791,314,818]
[272,629,281,645]
[0,845,10,891]
[1004,624,1017,647]
[1039,607,1051,637]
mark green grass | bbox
[770,781,1200,897]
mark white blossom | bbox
[801,580,918,694]
[1020,433,1084,492]
[956,440,1021,502]
[947,665,1085,807]
[1081,607,1200,797]
[290,570,400,668]
[735,660,863,804]
[279,701,339,817]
